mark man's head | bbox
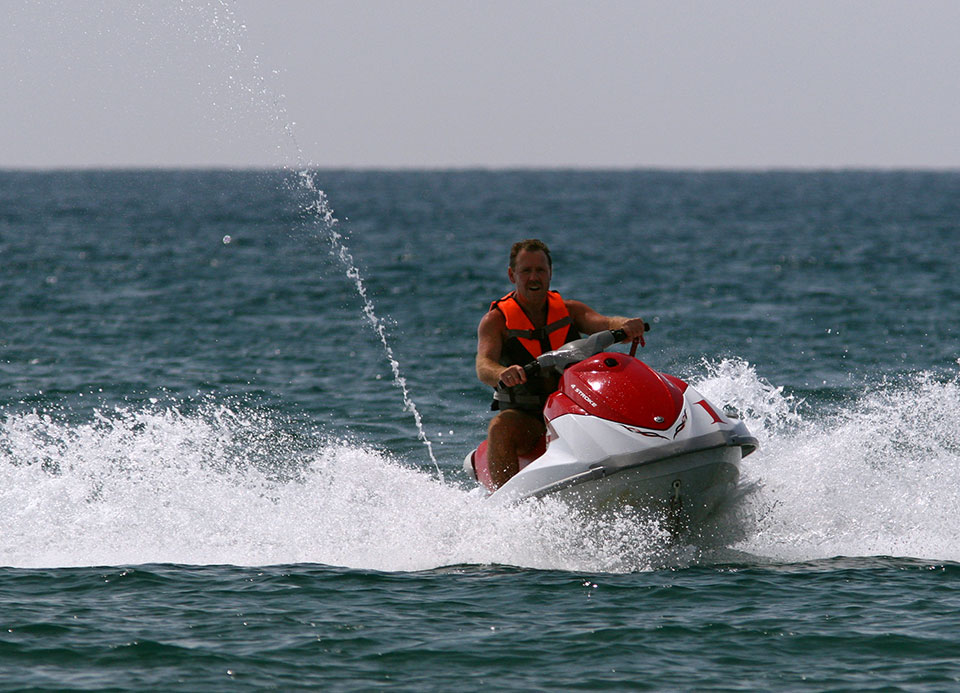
[509,239,552,270]
[508,239,552,305]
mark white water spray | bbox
[5,366,960,571]
[694,361,960,564]
[0,403,664,571]
[297,171,439,474]
[181,0,440,474]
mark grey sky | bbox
[3,0,959,169]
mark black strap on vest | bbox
[503,316,573,355]
[492,388,543,409]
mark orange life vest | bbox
[491,290,578,364]
[488,291,581,411]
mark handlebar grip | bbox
[498,361,541,390]
[611,323,651,342]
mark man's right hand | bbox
[498,364,527,388]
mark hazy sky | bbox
[3,0,959,169]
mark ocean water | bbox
[2,168,960,690]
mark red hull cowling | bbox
[550,354,686,430]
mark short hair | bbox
[509,239,552,269]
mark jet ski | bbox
[464,329,758,523]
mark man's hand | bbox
[618,317,646,342]
[498,364,527,388]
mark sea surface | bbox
[2,168,959,690]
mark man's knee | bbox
[489,410,543,447]
[489,410,525,434]
[488,411,514,436]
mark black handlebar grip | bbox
[499,361,541,390]
[613,323,651,341]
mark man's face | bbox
[508,249,552,304]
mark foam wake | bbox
[695,360,960,564]
[0,403,671,572]
[3,362,959,571]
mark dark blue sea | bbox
[2,169,960,691]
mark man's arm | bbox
[566,300,646,342]
[476,309,527,388]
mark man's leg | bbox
[486,409,546,489]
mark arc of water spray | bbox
[298,173,440,477]
[191,0,441,477]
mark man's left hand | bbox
[618,318,646,342]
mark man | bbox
[476,239,647,488]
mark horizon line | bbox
[3,164,960,174]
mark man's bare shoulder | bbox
[564,298,606,333]
[478,305,507,334]
[564,298,593,319]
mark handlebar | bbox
[611,322,650,342]
[496,360,541,390]
[498,324,651,390]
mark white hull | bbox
[539,446,741,522]
[484,384,755,522]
